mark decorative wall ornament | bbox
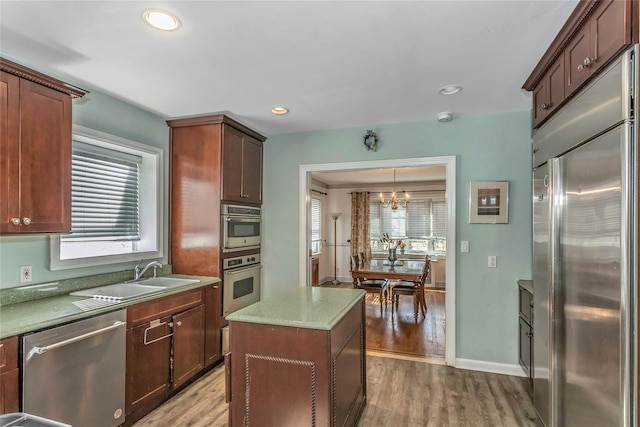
[469,181,509,224]
[362,130,378,151]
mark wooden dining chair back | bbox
[350,256,389,314]
[391,258,431,320]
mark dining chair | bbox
[350,256,389,315]
[390,257,431,320]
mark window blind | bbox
[311,197,322,251]
[62,141,142,241]
[407,199,431,238]
[432,200,447,238]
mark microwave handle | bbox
[225,216,261,222]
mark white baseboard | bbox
[455,358,527,377]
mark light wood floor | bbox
[364,289,445,359]
[322,281,446,359]
[133,355,541,426]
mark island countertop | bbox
[226,286,365,330]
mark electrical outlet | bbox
[488,256,497,268]
[20,265,33,283]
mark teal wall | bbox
[0,81,169,287]
[262,111,533,365]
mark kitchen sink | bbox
[70,283,165,301]
[69,277,200,301]
[130,277,200,288]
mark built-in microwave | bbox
[222,204,261,253]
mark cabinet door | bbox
[18,79,72,233]
[204,283,223,367]
[0,72,20,234]
[565,24,591,96]
[126,317,172,415]
[241,136,263,204]
[172,305,205,388]
[221,125,244,204]
[590,0,630,75]
[0,369,19,414]
[222,125,263,205]
[532,78,548,128]
[0,336,19,414]
[547,55,565,116]
[519,317,532,379]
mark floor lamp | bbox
[330,213,342,285]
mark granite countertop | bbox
[518,279,533,294]
[226,287,365,330]
[0,274,220,339]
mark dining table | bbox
[350,259,425,285]
[351,258,428,319]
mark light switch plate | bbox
[461,241,469,252]
[488,256,497,268]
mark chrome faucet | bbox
[133,260,163,281]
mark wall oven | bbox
[223,253,261,316]
[222,204,261,253]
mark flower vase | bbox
[388,248,397,265]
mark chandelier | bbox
[379,169,409,210]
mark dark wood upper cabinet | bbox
[0,58,86,234]
[221,124,263,205]
[168,114,266,277]
[524,0,633,128]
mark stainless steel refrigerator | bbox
[532,46,636,426]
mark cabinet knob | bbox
[213,285,219,289]
[578,57,595,72]
[10,218,20,226]
[22,217,31,226]
[241,194,249,198]
[176,321,182,327]
[539,103,550,111]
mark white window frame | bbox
[50,125,164,270]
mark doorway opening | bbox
[299,156,456,366]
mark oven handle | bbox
[224,265,262,276]
[224,215,261,223]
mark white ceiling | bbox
[0,1,577,136]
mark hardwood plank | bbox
[134,355,541,427]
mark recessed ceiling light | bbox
[143,10,181,31]
[271,107,289,115]
[439,85,462,96]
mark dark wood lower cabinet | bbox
[228,298,366,426]
[204,283,223,367]
[0,336,19,414]
[172,305,205,389]
[125,289,207,425]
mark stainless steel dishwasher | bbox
[22,309,127,427]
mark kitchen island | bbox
[226,287,366,427]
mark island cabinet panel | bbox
[0,336,19,414]
[228,298,366,427]
[0,58,86,234]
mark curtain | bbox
[350,192,370,258]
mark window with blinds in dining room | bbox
[369,197,446,254]
[311,196,322,255]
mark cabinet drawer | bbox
[0,336,18,373]
[518,287,533,325]
[128,289,204,326]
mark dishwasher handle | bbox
[27,320,126,360]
